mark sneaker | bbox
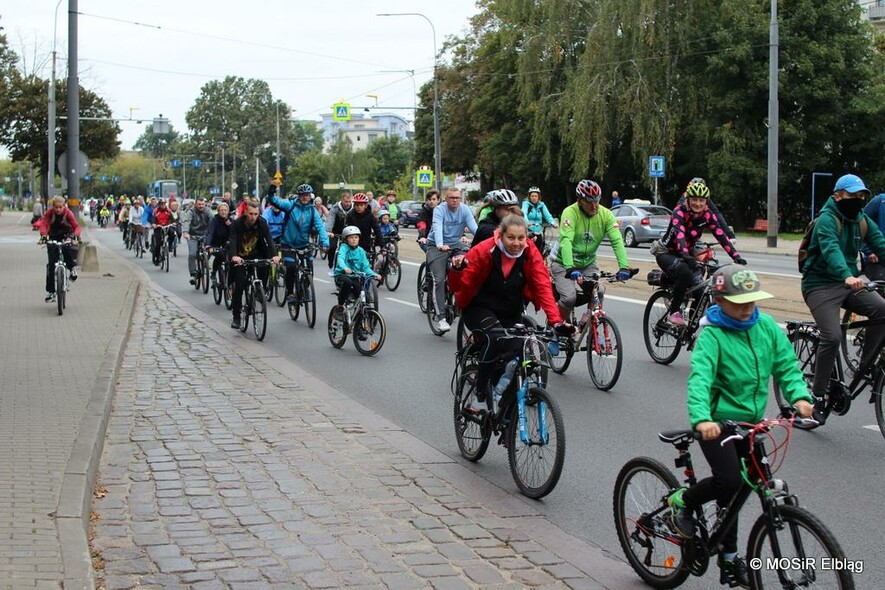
[230,317,241,330]
[356,326,369,341]
[668,311,686,326]
[286,292,297,304]
[333,305,346,322]
[469,397,488,414]
[189,275,196,285]
[718,555,750,589]
[69,267,78,282]
[436,318,451,333]
[45,292,55,302]
[812,396,828,426]
[667,489,695,538]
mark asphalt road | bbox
[95,225,882,589]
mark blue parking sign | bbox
[649,156,665,178]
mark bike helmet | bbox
[685,182,711,199]
[487,189,519,207]
[342,225,361,237]
[688,177,706,187]
[527,186,541,195]
[352,193,369,204]
[575,179,602,202]
[296,183,314,195]
[377,209,390,218]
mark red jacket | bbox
[449,235,562,324]
[152,207,174,226]
[38,207,81,238]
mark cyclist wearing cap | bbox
[521,186,557,253]
[471,189,521,247]
[652,181,745,326]
[668,266,813,588]
[802,173,885,424]
[345,193,382,256]
[427,187,478,333]
[551,179,634,320]
[266,183,329,303]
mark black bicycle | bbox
[424,247,467,336]
[154,224,175,272]
[191,237,210,294]
[283,244,319,329]
[643,243,725,364]
[327,274,386,356]
[375,235,402,292]
[209,246,232,310]
[613,416,854,589]
[234,259,272,341]
[453,323,566,499]
[44,238,76,316]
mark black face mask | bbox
[836,198,864,219]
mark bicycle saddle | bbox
[658,430,696,445]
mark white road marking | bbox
[400,260,420,267]
[387,297,421,309]
[315,278,331,284]
[863,425,881,432]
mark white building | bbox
[319,112,411,152]
[860,0,885,31]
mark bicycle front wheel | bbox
[773,330,822,430]
[384,257,402,291]
[55,265,65,316]
[222,270,232,310]
[587,315,623,391]
[201,256,210,294]
[163,245,170,272]
[612,457,688,589]
[417,262,428,313]
[327,306,347,348]
[643,290,682,365]
[303,275,316,329]
[747,504,854,590]
[252,283,267,341]
[453,363,490,462]
[353,309,386,356]
[506,386,565,499]
[871,369,885,440]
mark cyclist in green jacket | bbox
[551,179,632,320]
[669,266,814,589]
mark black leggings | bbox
[682,435,750,554]
[335,275,361,305]
[462,306,522,400]
[655,253,702,313]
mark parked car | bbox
[397,200,424,228]
[611,200,672,247]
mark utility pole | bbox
[66,0,80,203]
[766,0,779,247]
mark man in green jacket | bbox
[670,266,814,588]
[551,179,632,320]
[802,174,885,423]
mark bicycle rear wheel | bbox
[239,289,250,333]
[303,275,316,329]
[353,309,386,356]
[55,265,65,316]
[274,265,286,307]
[612,457,688,589]
[384,257,402,291]
[871,369,885,440]
[747,504,854,590]
[212,271,222,304]
[506,386,565,499]
[417,262,428,313]
[773,331,822,430]
[327,305,347,348]
[252,283,267,341]
[222,269,232,310]
[201,255,210,294]
[587,315,623,391]
[643,290,682,365]
[453,364,490,462]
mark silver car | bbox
[611,200,672,247]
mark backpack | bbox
[797,212,868,273]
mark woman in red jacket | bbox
[38,196,82,301]
[449,214,573,412]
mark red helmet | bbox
[352,193,369,204]
[575,179,602,202]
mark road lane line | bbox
[387,297,421,309]
[863,425,881,432]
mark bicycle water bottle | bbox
[493,359,519,402]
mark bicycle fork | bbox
[515,377,548,445]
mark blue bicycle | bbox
[452,323,565,499]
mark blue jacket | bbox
[862,194,885,258]
[334,243,374,277]
[521,200,555,235]
[262,207,287,241]
[269,196,329,249]
[142,204,154,225]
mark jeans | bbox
[186,237,203,276]
[426,245,455,320]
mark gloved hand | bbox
[553,321,576,336]
[266,184,278,198]
[38,235,47,244]
[734,256,748,266]
[616,268,633,282]
[568,269,582,281]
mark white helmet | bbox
[488,188,519,207]
[342,225,361,237]
[377,209,390,218]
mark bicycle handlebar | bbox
[235,259,274,266]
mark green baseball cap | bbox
[712,266,773,304]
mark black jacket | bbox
[229,216,276,260]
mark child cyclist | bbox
[668,266,814,589]
[332,226,381,313]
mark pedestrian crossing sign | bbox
[416,170,434,188]
[333,102,351,121]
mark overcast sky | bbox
[3,0,479,151]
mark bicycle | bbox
[191,237,210,294]
[132,225,146,258]
[44,239,76,316]
[423,247,468,336]
[643,243,725,364]
[153,224,175,272]
[269,245,287,307]
[613,415,853,589]
[375,235,402,292]
[208,246,232,310]
[839,282,885,376]
[452,323,566,499]
[233,259,272,342]
[774,305,885,438]
[283,244,319,329]
[548,269,636,391]
[327,273,387,356]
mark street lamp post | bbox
[47,0,64,202]
[811,172,833,221]
[377,12,441,191]
[275,102,281,177]
[766,0,779,246]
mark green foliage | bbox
[83,152,154,198]
[0,17,20,146]
[366,136,413,191]
[133,122,180,158]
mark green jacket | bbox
[555,203,629,269]
[687,314,813,428]
[801,196,885,293]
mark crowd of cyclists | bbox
[54,170,885,588]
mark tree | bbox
[366,136,413,191]
[0,16,20,146]
[133,121,180,158]
[3,75,120,198]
